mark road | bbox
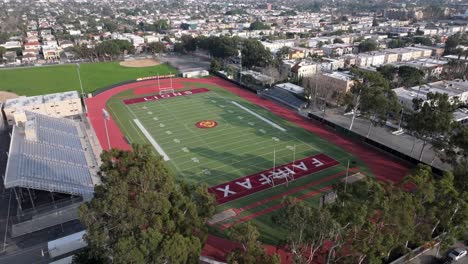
[411,242,468,264]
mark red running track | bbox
[86,76,411,263]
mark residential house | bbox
[319,71,355,94]
[290,61,318,78]
[322,43,354,57]
[396,58,448,78]
[393,79,468,109]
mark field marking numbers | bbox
[231,101,286,132]
[133,119,170,161]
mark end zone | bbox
[208,153,339,204]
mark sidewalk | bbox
[307,107,451,172]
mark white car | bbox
[448,248,467,261]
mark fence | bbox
[306,112,444,176]
[11,197,84,237]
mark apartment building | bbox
[319,71,355,94]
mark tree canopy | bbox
[78,144,216,264]
[358,39,378,53]
[407,92,457,161]
[249,21,271,31]
[241,39,273,68]
[226,222,280,264]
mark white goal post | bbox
[158,88,175,95]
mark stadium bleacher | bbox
[259,87,307,110]
[4,112,95,199]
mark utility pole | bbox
[102,108,111,150]
[76,63,87,113]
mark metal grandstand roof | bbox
[4,112,94,198]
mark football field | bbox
[106,81,372,242]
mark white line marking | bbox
[231,101,286,132]
[133,119,170,161]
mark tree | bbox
[407,92,457,161]
[260,65,282,87]
[249,20,271,30]
[387,39,408,49]
[102,19,118,32]
[277,197,341,263]
[397,66,425,87]
[329,177,416,264]
[210,58,222,72]
[333,38,344,44]
[180,35,197,53]
[372,18,379,27]
[343,69,398,134]
[275,46,291,60]
[358,39,378,53]
[241,39,272,68]
[146,42,167,54]
[196,36,240,59]
[78,144,216,264]
[377,64,398,83]
[413,36,432,46]
[227,222,280,264]
[444,34,461,55]
[72,248,106,264]
[0,46,6,59]
[154,19,169,32]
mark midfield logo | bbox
[208,153,339,204]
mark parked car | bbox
[448,248,467,261]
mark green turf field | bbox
[107,82,372,243]
[0,62,177,96]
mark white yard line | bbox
[133,119,170,161]
[231,101,286,132]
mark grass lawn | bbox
[0,62,177,96]
[107,81,373,243]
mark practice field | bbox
[0,62,176,96]
[106,81,374,243]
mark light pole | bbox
[76,63,87,113]
[102,108,111,150]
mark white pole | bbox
[104,119,110,150]
[170,73,173,89]
[76,63,87,113]
[102,109,111,150]
[157,72,160,92]
[272,148,276,187]
[344,159,350,193]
